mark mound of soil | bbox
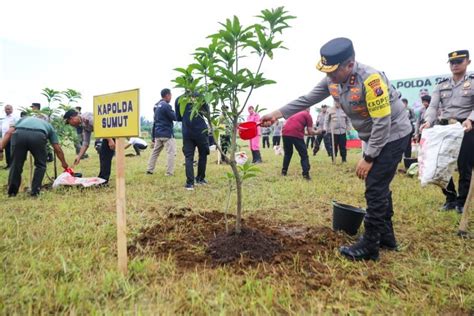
[129,209,348,271]
[207,227,281,264]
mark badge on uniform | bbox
[350,94,361,101]
[443,83,449,89]
[349,75,356,86]
[463,81,471,89]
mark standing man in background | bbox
[175,92,209,190]
[401,98,416,158]
[1,104,18,169]
[324,102,352,163]
[313,104,332,157]
[420,50,474,214]
[272,120,282,146]
[147,88,177,176]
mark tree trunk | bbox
[229,116,243,234]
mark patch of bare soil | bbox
[129,209,347,271]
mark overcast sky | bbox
[1,0,473,120]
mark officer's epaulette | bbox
[469,73,474,79]
[437,77,449,84]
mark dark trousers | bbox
[262,136,270,148]
[404,130,414,158]
[329,133,347,161]
[133,143,147,155]
[183,136,209,185]
[4,139,12,167]
[8,129,48,195]
[98,138,115,183]
[314,132,332,156]
[442,129,474,206]
[272,136,281,146]
[75,131,83,155]
[364,135,410,234]
[306,136,315,149]
[282,136,310,176]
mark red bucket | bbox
[238,121,260,140]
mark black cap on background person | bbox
[63,109,79,123]
[448,50,469,63]
[31,103,41,110]
[421,95,432,103]
[316,37,355,73]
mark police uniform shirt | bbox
[324,107,352,134]
[279,62,412,158]
[80,112,94,146]
[425,74,474,124]
[316,111,327,128]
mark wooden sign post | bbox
[93,89,140,275]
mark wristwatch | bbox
[363,154,374,163]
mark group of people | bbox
[1,37,472,264]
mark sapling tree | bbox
[174,7,295,233]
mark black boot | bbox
[380,221,398,251]
[254,150,262,163]
[340,230,380,261]
[251,150,256,163]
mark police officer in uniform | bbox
[420,50,474,214]
[261,38,412,261]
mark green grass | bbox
[1,140,473,314]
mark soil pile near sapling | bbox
[129,209,348,271]
[207,227,281,263]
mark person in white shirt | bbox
[1,105,18,169]
[125,137,148,156]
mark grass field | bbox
[1,140,473,314]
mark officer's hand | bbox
[356,158,373,180]
[260,110,282,127]
[61,161,69,170]
[108,139,116,151]
[74,156,81,166]
[462,119,472,132]
[419,121,431,132]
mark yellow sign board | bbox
[93,89,140,138]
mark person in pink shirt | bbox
[247,106,262,163]
[282,108,315,180]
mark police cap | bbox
[448,50,469,63]
[316,37,355,73]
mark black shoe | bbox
[440,201,457,211]
[146,171,153,175]
[281,170,287,176]
[339,234,380,261]
[196,178,208,185]
[456,205,464,214]
[380,233,398,251]
[303,174,311,181]
[185,183,194,191]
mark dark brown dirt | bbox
[129,210,349,272]
[207,227,281,264]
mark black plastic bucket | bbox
[403,157,418,170]
[332,201,366,236]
